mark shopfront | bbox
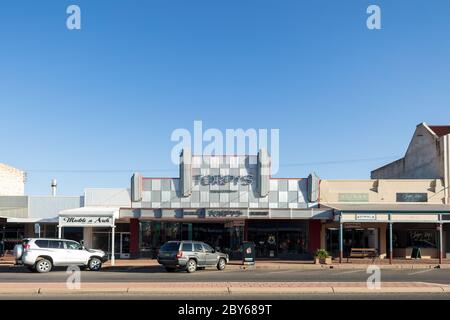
[58,206,120,265]
[323,203,450,263]
[325,223,381,259]
[111,150,328,260]
[247,220,309,259]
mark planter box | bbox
[314,257,332,265]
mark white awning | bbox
[5,217,58,224]
[58,207,119,227]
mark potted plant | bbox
[314,249,332,265]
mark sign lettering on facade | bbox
[338,193,369,202]
[207,210,243,218]
[249,211,269,217]
[59,216,113,227]
[196,175,254,186]
[356,214,376,221]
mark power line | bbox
[23,155,400,173]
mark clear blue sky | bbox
[1,0,450,195]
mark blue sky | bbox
[1,0,450,195]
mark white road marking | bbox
[333,269,366,276]
[408,269,434,276]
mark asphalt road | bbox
[0,265,449,284]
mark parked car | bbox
[13,238,108,273]
[157,241,229,273]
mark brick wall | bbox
[0,163,25,196]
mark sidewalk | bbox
[101,259,450,270]
[3,256,450,270]
[0,281,449,295]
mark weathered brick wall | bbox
[0,163,25,195]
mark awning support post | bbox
[339,221,343,264]
[58,226,62,239]
[111,218,116,266]
[389,220,393,265]
[439,215,443,265]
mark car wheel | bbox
[35,259,52,273]
[217,258,226,271]
[88,257,102,271]
[165,267,176,272]
[186,259,197,273]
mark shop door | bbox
[120,233,130,259]
[114,232,130,259]
[326,229,339,258]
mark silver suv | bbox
[14,238,108,273]
[157,241,229,273]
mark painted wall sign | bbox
[356,214,376,221]
[338,193,369,202]
[207,210,243,218]
[59,216,113,227]
[396,193,428,203]
[225,221,245,228]
[196,175,254,186]
[249,211,269,217]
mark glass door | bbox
[120,232,130,259]
[326,229,339,258]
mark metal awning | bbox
[59,206,120,218]
[5,217,58,224]
[324,203,450,214]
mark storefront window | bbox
[62,227,83,242]
[326,227,379,258]
[139,221,180,258]
[1,224,25,250]
[139,221,244,259]
[43,224,57,238]
[247,220,309,259]
[407,230,437,248]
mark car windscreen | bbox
[160,242,180,252]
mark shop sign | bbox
[197,175,254,186]
[225,221,245,228]
[338,193,369,202]
[34,223,41,235]
[249,211,269,217]
[356,214,376,221]
[207,210,243,218]
[59,216,113,227]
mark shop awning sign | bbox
[59,216,114,227]
[356,214,376,221]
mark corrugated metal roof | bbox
[323,203,450,213]
[429,125,450,137]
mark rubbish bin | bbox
[242,241,256,265]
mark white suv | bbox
[14,238,108,273]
